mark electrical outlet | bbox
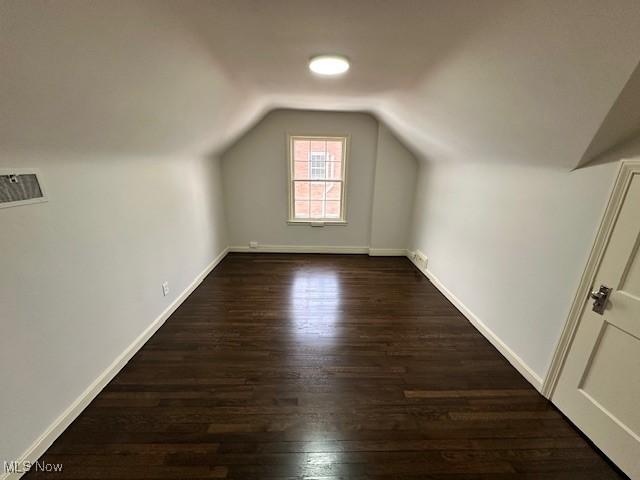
[249,241,258,249]
[162,281,169,297]
[414,251,428,269]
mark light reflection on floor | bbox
[287,268,347,474]
[288,269,341,344]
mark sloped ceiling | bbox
[2,0,639,168]
[577,62,640,167]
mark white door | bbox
[553,167,640,478]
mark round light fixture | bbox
[309,55,350,76]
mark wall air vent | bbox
[0,170,47,209]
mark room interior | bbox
[2,1,640,478]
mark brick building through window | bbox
[288,136,347,222]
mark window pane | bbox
[309,140,326,153]
[293,139,310,162]
[310,200,324,218]
[294,181,309,200]
[294,200,310,218]
[309,151,326,179]
[294,161,309,180]
[326,162,342,180]
[325,182,341,200]
[310,182,325,200]
[289,137,346,222]
[326,141,343,162]
[325,200,341,218]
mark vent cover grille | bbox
[0,173,46,207]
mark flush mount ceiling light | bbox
[309,55,350,76]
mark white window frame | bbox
[287,134,349,225]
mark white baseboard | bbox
[229,244,370,254]
[1,247,230,480]
[406,253,544,393]
[368,248,409,256]
[228,245,409,256]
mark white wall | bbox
[0,2,241,465]
[370,123,418,250]
[0,153,228,465]
[409,160,619,380]
[222,109,417,250]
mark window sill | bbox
[287,220,348,226]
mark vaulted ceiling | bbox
[2,0,639,168]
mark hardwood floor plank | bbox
[25,254,625,479]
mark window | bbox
[288,135,348,223]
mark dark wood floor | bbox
[27,254,623,479]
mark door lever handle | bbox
[590,285,612,315]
